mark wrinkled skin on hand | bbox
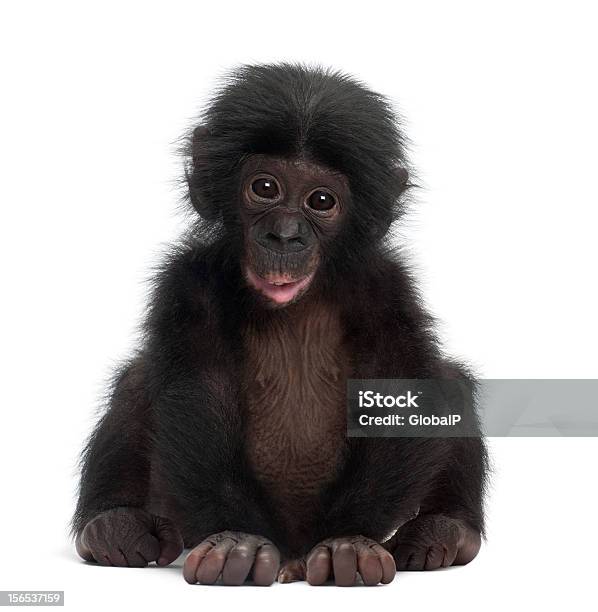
[304,536,396,586]
[76,511,480,584]
[183,531,281,586]
[75,507,184,567]
[384,514,481,571]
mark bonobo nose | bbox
[256,213,312,253]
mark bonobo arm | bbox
[72,358,184,566]
[300,436,485,584]
[382,436,487,570]
[73,359,152,535]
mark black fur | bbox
[73,63,487,562]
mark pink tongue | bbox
[246,268,310,304]
[260,281,305,304]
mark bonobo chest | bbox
[242,301,350,522]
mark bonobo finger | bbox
[123,550,151,568]
[409,549,427,570]
[354,541,383,586]
[183,540,215,584]
[332,542,357,586]
[106,548,128,567]
[399,547,427,571]
[196,537,237,584]
[134,532,161,565]
[75,534,94,562]
[153,515,184,566]
[424,543,447,570]
[306,545,331,586]
[371,543,396,584]
[443,541,459,567]
[222,538,258,585]
[93,551,113,566]
[253,544,280,586]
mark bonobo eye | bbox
[306,189,337,212]
[250,177,280,200]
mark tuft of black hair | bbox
[184,63,412,246]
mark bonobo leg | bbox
[384,514,481,570]
[183,531,280,586]
[76,507,184,567]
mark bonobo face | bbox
[240,155,349,307]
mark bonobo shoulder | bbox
[144,239,233,336]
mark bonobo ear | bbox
[394,165,409,188]
[191,125,210,164]
[371,165,410,240]
[187,125,219,220]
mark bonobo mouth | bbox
[245,266,315,305]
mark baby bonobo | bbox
[72,64,487,586]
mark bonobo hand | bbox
[183,531,280,586]
[75,507,184,567]
[305,535,396,586]
[384,514,481,570]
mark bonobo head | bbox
[185,63,410,307]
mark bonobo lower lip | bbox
[245,266,314,305]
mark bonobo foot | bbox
[305,536,396,586]
[183,531,280,586]
[384,514,481,570]
[75,507,184,567]
[277,558,306,583]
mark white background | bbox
[1,1,597,610]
